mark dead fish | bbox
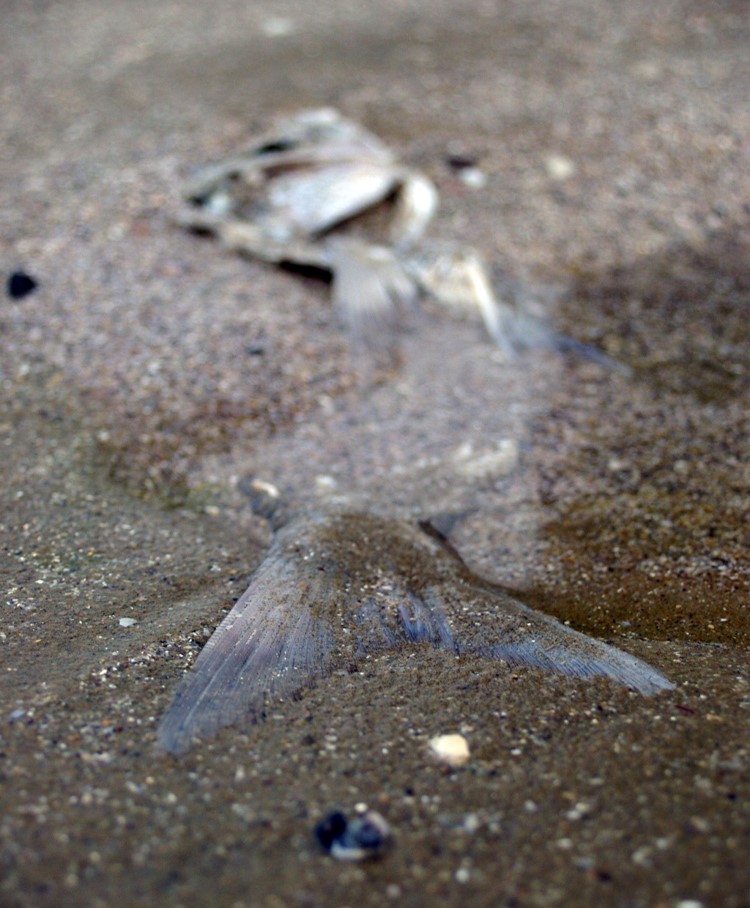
[157,492,673,755]
[179,107,619,363]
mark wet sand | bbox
[1,1,748,906]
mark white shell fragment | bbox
[427,733,471,768]
[179,107,543,356]
[457,166,488,189]
[545,153,577,181]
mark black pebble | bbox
[446,153,478,171]
[7,271,38,300]
[314,811,348,852]
[349,815,385,849]
[314,808,391,859]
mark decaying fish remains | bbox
[157,112,666,756]
[157,484,673,756]
[179,107,547,355]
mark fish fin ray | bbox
[156,544,334,755]
[434,582,674,695]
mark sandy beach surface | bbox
[1,1,748,905]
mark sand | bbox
[1,1,748,905]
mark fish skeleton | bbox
[158,114,663,755]
[178,107,575,359]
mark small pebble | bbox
[6,271,38,300]
[446,153,478,171]
[463,813,481,834]
[545,154,576,181]
[315,808,391,861]
[427,733,470,767]
[457,167,487,189]
[118,617,137,628]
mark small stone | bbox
[118,617,137,628]
[545,154,576,181]
[463,813,481,834]
[7,271,38,300]
[427,733,470,767]
[457,167,487,189]
[565,801,591,821]
[315,808,391,861]
[446,153,479,171]
[631,845,653,866]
